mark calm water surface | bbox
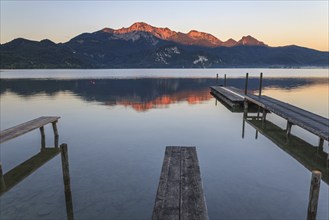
[0,69,328,220]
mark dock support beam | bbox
[244,73,249,111]
[60,143,74,220]
[244,100,248,111]
[307,171,321,220]
[242,110,247,139]
[318,138,324,150]
[259,72,263,97]
[224,74,227,86]
[40,126,46,149]
[52,121,59,148]
[262,109,267,121]
[244,73,249,95]
[286,121,293,137]
[0,163,6,192]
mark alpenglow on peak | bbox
[100,22,267,47]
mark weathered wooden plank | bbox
[152,147,181,220]
[210,86,245,109]
[210,86,244,102]
[261,96,328,125]
[152,146,208,220]
[245,94,329,141]
[0,116,60,144]
[181,147,208,220]
[60,144,74,220]
[307,171,321,220]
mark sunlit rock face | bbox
[102,22,266,48]
[236,35,267,46]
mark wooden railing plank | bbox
[0,116,60,144]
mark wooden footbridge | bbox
[211,73,329,148]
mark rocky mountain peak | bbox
[99,22,267,48]
[187,30,222,45]
[114,22,176,40]
[101,28,114,33]
[237,35,267,46]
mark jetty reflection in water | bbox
[0,144,74,220]
[243,114,328,184]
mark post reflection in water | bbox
[241,109,329,184]
[0,143,74,220]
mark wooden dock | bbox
[244,93,329,145]
[210,86,245,107]
[210,79,328,147]
[152,146,208,220]
[0,116,60,147]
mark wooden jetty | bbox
[211,73,329,147]
[245,118,329,184]
[152,146,208,220]
[244,93,329,147]
[0,116,60,148]
[210,86,245,108]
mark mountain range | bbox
[1,22,328,68]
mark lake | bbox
[0,69,328,220]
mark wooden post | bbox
[286,121,293,137]
[307,171,321,220]
[244,72,249,95]
[262,109,267,121]
[61,144,70,190]
[60,144,74,220]
[52,121,59,148]
[0,163,6,193]
[40,126,46,149]
[242,109,247,139]
[318,138,324,151]
[259,72,263,97]
[216,74,218,85]
[244,100,248,111]
[224,74,226,86]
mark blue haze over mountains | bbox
[1,22,328,69]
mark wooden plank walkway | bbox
[211,85,329,143]
[245,94,329,141]
[210,86,244,107]
[152,146,208,220]
[0,116,60,147]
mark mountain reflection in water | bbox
[0,77,327,112]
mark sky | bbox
[0,0,328,51]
